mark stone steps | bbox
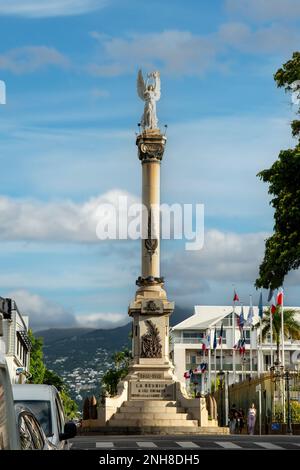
[108,418,199,427]
[123,400,177,408]
[82,426,229,435]
[119,408,186,415]
[112,412,191,420]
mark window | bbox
[183,332,204,339]
[190,355,196,364]
[216,330,227,344]
[244,330,251,344]
[55,398,63,434]
[14,400,52,437]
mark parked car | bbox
[15,404,55,450]
[13,384,76,450]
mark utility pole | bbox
[285,371,293,435]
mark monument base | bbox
[91,380,229,434]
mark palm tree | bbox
[261,307,300,363]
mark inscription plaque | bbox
[129,381,175,400]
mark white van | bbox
[13,384,76,450]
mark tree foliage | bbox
[28,330,78,419]
[101,348,131,397]
[28,329,46,384]
[261,308,300,362]
[256,52,300,289]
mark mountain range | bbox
[36,306,192,405]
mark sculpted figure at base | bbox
[137,69,161,130]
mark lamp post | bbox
[285,370,293,435]
[270,362,292,434]
[218,370,225,427]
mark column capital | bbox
[136,129,166,163]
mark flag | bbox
[213,328,217,349]
[0,80,6,105]
[258,291,263,319]
[183,371,190,379]
[246,296,254,326]
[218,323,224,345]
[200,362,207,373]
[276,288,284,306]
[269,294,276,315]
[267,288,274,302]
[239,337,246,355]
[239,305,245,330]
[233,289,239,302]
[201,333,207,350]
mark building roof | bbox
[172,305,300,331]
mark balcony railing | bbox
[173,338,227,345]
[185,362,258,372]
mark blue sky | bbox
[0,0,300,330]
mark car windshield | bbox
[15,400,52,437]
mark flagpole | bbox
[208,329,211,393]
[270,309,274,367]
[220,333,223,370]
[259,317,262,377]
[280,289,286,423]
[214,348,217,391]
[281,293,285,369]
[249,295,253,377]
[232,300,236,384]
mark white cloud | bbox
[0,189,138,242]
[225,0,300,21]
[7,289,129,330]
[164,230,268,291]
[0,0,108,18]
[76,312,127,328]
[219,22,300,55]
[8,289,76,330]
[0,46,69,74]
[88,24,300,77]
[88,30,220,77]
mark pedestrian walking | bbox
[238,408,245,434]
[229,404,238,434]
[247,403,257,435]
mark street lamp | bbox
[218,370,225,427]
[270,362,292,435]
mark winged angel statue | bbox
[137,70,161,130]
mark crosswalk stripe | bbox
[176,442,200,448]
[254,442,283,450]
[96,442,114,448]
[215,441,242,449]
[137,442,158,448]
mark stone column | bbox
[126,129,175,400]
[136,129,166,282]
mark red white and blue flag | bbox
[277,288,284,306]
[269,293,277,315]
[218,323,224,345]
[233,289,239,302]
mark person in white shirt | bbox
[247,403,257,435]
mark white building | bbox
[0,297,31,384]
[171,305,300,392]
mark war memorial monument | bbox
[94,70,227,434]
